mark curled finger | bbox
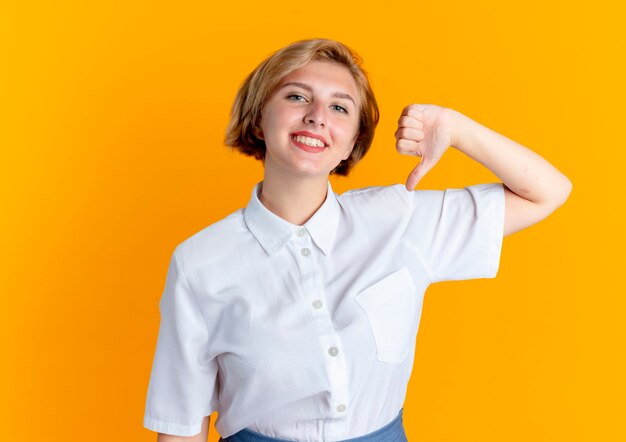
[395,127,424,142]
[397,115,424,129]
[396,138,421,156]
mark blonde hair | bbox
[224,38,379,176]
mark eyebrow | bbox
[280,81,356,107]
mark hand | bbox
[395,104,453,191]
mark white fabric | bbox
[143,181,505,440]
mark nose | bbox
[303,101,326,127]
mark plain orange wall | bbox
[1,1,624,441]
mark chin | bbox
[288,164,333,178]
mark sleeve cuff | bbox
[478,182,505,279]
[143,414,202,437]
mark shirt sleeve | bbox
[143,250,219,436]
[398,183,505,283]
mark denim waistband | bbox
[220,408,406,442]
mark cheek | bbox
[343,120,360,145]
[265,108,295,133]
[340,126,358,158]
[351,126,360,144]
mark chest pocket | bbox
[354,267,416,363]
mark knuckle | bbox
[406,106,418,118]
[396,139,411,153]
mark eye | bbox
[287,94,307,102]
[330,104,348,114]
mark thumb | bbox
[405,158,433,191]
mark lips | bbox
[290,135,326,153]
[290,131,329,147]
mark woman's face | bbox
[256,60,361,180]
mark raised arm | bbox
[395,104,572,236]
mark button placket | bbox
[312,299,324,309]
[317,333,350,426]
[291,230,349,434]
[293,232,327,317]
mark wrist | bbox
[445,108,475,151]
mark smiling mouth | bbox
[290,134,327,148]
[290,135,327,153]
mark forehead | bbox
[278,61,359,98]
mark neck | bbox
[259,173,329,226]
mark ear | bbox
[253,125,264,140]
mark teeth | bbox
[294,135,325,147]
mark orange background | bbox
[1,1,624,441]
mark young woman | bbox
[144,39,572,442]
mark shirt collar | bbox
[243,181,340,257]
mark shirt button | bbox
[336,404,347,412]
[328,346,339,357]
[300,247,311,257]
[312,300,323,309]
[296,228,306,237]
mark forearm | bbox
[446,108,572,209]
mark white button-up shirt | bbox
[144,181,505,440]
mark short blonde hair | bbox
[224,38,379,176]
